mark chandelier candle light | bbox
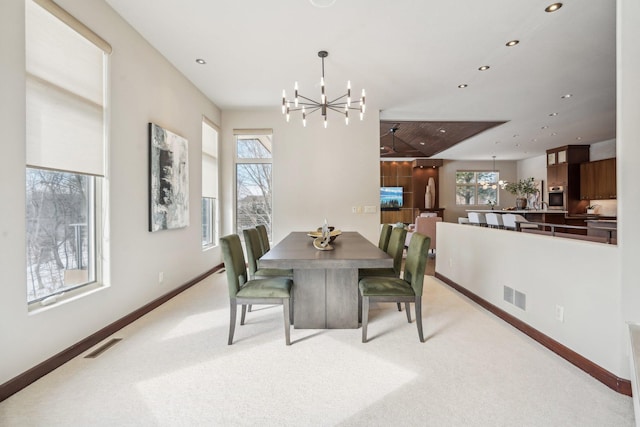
[282,51,365,127]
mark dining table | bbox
[258,231,393,329]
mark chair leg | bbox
[405,302,411,323]
[415,297,425,343]
[397,302,402,311]
[248,304,252,312]
[240,304,247,325]
[228,299,237,345]
[362,296,369,343]
[283,298,291,346]
[289,297,294,325]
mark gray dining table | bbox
[259,231,393,329]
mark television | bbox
[380,186,403,210]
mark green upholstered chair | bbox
[358,232,430,343]
[378,224,393,252]
[243,228,293,280]
[220,234,293,345]
[256,224,270,253]
[359,226,407,312]
[360,226,407,279]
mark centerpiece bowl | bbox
[307,229,342,242]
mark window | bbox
[455,171,499,206]
[235,130,273,241]
[25,0,110,305]
[202,119,219,248]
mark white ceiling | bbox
[104,0,616,161]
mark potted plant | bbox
[504,177,538,209]
[586,204,598,214]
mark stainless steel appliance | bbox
[548,186,565,210]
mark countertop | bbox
[466,209,568,214]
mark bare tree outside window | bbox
[456,171,499,205]
[235,135,273,239]
[25,168,94,303]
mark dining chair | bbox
[358,232,430,343]
[243,228,292,280]
[220,234,293,345]
[243,228,293,314]
[256,224,270,253]
[360,226,407,279]
[378,223,393,252]
[359,226,407,312]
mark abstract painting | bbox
[149,123,189,231]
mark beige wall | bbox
[220,109,382,245]
[0,0,221,384]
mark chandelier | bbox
[481,156,508,190]
[281,50,365,127]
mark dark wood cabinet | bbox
[546,145,590,215]
[580,158,616,200]
[380,160,440,224]
[548,163,568,186]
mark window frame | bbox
[25,0,109,310]
[455,170,500,206]
[201,118,219,250]
[234,131,273,240]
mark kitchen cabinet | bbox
[547,163,568,186]
[546,145,589,167]
[580,158,616,200]
[546,145,590,215]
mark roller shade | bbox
[202,120,219,198]
[26,0,107,176]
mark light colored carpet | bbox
[0,269,634,426]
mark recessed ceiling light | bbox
[561,94,572,99]
[545,3,563,13]
[478,65,490,71]
[506,40,519,47]
[310,0,337,7]
[541,125,549,129]
[576,136,582,140]
[549,112,558,116]
[439,129,446,133]
[531,138,538,142]
[513,134,519,138]
[380,146,384,150]
[458,84,468,88]
[195,58,206,65]
[551,132,558,136]
[420,142,425,145]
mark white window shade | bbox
[26,0,107,176]
[202,121,218,198]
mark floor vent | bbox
[84,338,122,359]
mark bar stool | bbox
[486,213,503,229]
[468,212,487,226]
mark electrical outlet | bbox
[159,272,164,283]
[352,206,358,213]
[364,205,377,214]
[555,304,564,322]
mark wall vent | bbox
[515,290,527,311]
[84,338,122,359]
[503,286,514,304]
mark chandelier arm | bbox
[326,105,349,115]
[304,107,322,115]
[295,100,322,107]
[295,94,320,104]
[327,93,348,104]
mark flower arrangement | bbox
[504,177,538,197]
[487,199,496,210]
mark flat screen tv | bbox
[380,186,403,210]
